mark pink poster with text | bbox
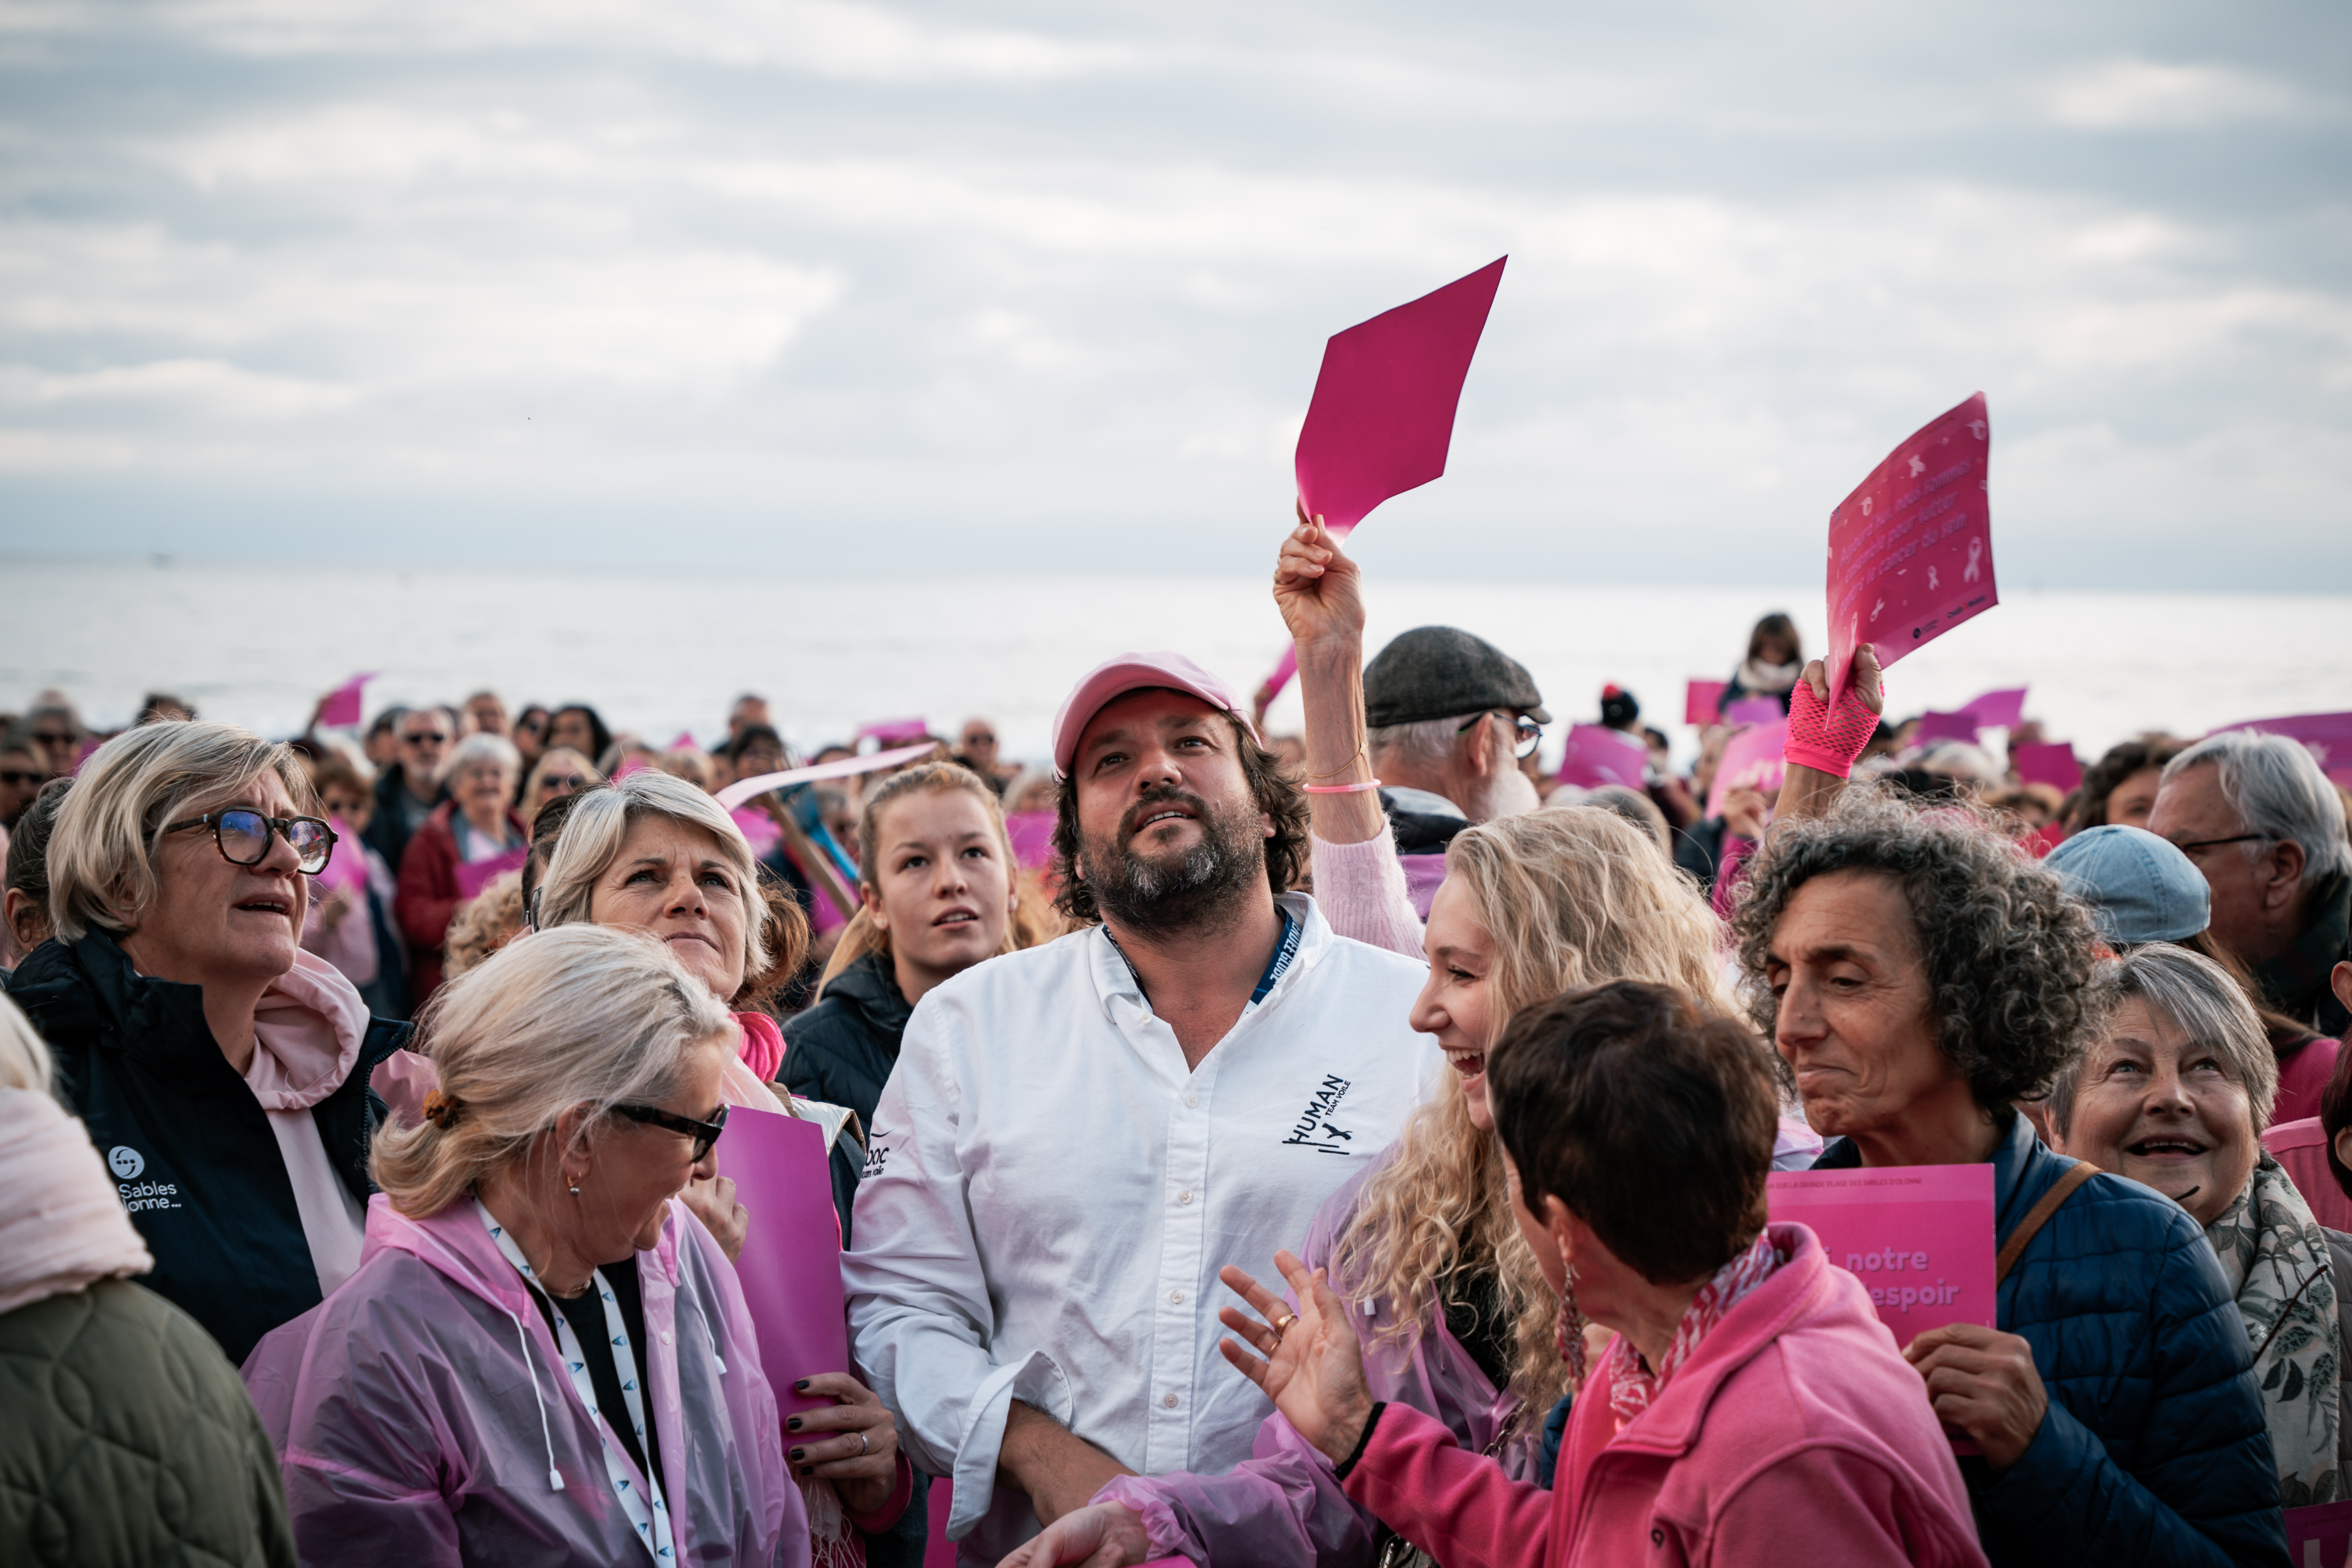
[1767,1163,1997,1343]
[1555,724,1650,791]
[716,1107,850,1417]
[1705,718,1788,819]
[1826,393,1996,701]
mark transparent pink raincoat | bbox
[1097,1154,1540,1568]
[243,1192,810,1567]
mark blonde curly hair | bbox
[1332,806,1732,1413]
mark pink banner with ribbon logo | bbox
[1826,393,1996,702]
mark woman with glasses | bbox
[521,745,603,824]
[395,731,530,1008]
[6,721,409,1364]
[243,923,895,1566]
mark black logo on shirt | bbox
[1283,1074,1356,1155]
[862,1141,890,1180]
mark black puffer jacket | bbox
[782,950,914,1132]
[9,931,407,1365]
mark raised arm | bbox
[1769,644,1885,837]
[1274,506,1384,846]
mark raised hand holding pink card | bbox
[1826,394,1996,702]
[1294,258,1506,534]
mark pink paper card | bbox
[1555,724,1650,790]
[857,718,932,745]
[1959,687,2028,730]
[715,1106,850,1417]
[2284,1500,2352,1567]
[1914,710,1982,744]
[1767,1164,1996,1342]
[318,672,376,728]
[310,815,369,896]
[2012,742,2082,795]
[1706,719,1788,819]
[1004,810,1057,869]
[1826,393,1996,701]
[1295,257,1506,534]
[1258,644,1300,707]
[2217,711,2352,788]
[1722,696,1783,728]
[1684,681,1727,726]
[455,845,527,901]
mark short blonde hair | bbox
[537,770,769,985]
[370,923,733,1217]
[47,721,314,943]
[445,869,527,977]
[0,990,55,1094]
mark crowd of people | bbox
[1,511,2348,1568]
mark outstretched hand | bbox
[1272,502,1365,654]
[1799,641,1885,717]
[1216,1251,1373,1466]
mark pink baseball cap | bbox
[1051,651,1259,777]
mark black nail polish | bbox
[799,1465,813,1476]
[787,1417,802,1431]
[789,1448,805,1461]
[794,1379,811,1392]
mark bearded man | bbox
[844,651,1439,1564]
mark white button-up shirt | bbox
[844,893,1438,1562]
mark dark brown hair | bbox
[2063,734,2188,833]
[1049,710,1308,926]
[1488,980,1778,1285]
[1746,612,1802,665]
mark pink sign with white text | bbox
[2284,1500,2352,1568]
[1295,257,1506,534]
[1685,680,1727,726]
[1826,393,1996,702]
[2218,711,2352,788]
[1555,724,1650,791]
[1705,719,1788,819]
[1767,1163,1997,1342]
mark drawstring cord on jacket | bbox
[502,1301,566,1491]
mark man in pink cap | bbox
[845,651,1439,1564]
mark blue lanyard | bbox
[1104,908,1300,1008]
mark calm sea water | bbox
[3,559,2346,768]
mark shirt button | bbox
[1177,1190,1194,1205]
[1184,1094,1198,1108]
[1169,1290,1184,1304]
[660,1331,672,1345]
[1163,1394,1179,1409]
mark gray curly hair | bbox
[1730,784,2105,1109]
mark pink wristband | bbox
[1303,778,1384,795]
[1782,681,1880,779]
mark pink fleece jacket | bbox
[1340,1223,1986,1568]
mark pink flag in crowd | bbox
[1257,644,1301,707]
[1706,718,1788,819]
[1004,810,1057,869]
[1294,257,1507,534]
[714,1108,850,1417]
[2012,742,2082,795]
[1555,725,1650,790]
[1722,696,1783,728]
[667,730,699,751]
[857,718,932,744]
[1826,393,1996,701]
[1959,687,2028,729]
[1914,711,1982,744]
[318,672,376,728]
[2217,711,2352,787]
[1684,680,1727,725]
[1767,1163,1996,1342]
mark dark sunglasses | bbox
[401,729,450,746]
[613,1101,729,1161]
[164,808,339,875]
[0,769,40,787]
[538,773,590,790]
[33,730,75,746]
[1456,710,1544,760]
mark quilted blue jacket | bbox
[1818,1111,2288,1566]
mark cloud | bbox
[2046,58,2327,130]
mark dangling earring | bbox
[1554,1268,1589,1389]
[568,1177,582,1197]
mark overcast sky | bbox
[3,0,2346,588]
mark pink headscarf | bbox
[0,1089,154,1315]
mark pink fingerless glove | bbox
[1783,678,1881,779]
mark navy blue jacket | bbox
[9,931,408,1367]
[1818,1113,2287,1567]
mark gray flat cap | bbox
[1363,626,1550,729]
[2045,825,2212,945]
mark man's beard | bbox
[1082,785,1268,939]
[1466,759,1541,824]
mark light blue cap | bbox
[2045,825,2211,945]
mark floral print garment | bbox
[2207,1150,2340,1506]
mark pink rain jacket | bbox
[243,1192,809,1567]
[1340,1224,1986,1568]
[1098,1154,1539,1567]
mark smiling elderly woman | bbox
[9,721,407,1365]
[2048,943,2338,1507]
[1732,785,2288,1567]
[242,924,837,1565]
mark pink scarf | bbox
[734,1011,785,1084]
[1608,1231,1782,1426]
[0,1089,154,1315]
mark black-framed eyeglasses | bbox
[401,729,450,746]
[539,773,590,790]
[1457,710,1544,760]
[164,809,338,875]
[33,730,76,747]
[2171,832,2272,857]
[613,1101,728,1162]
[0,769,40,787]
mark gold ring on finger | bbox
[1269,1311,1299,1341]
